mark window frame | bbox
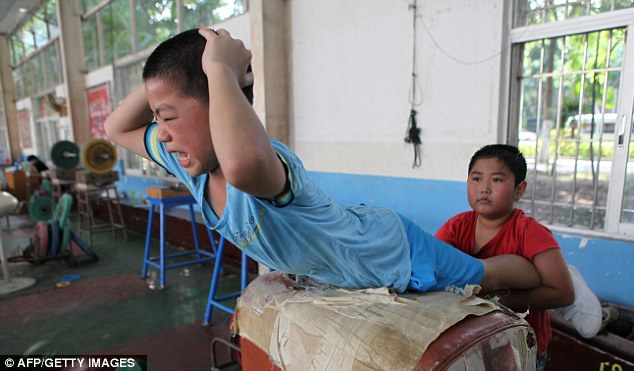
[506,4,634,239]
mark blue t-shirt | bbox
[145,123,411,292]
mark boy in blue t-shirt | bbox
[105,28,543,294]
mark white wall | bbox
[289,0,507,182]
[217,13,251,48]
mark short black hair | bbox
[27,155,37,161]
[468,144,527,187]
[142,28,253,105]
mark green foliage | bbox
[519,141,611,159]
[519,135,634,159]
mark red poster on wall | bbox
[18,109,32,148]
[87,84,111,139]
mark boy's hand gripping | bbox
[198,28,254,89]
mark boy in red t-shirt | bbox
[435,144,602,369]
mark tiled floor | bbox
[0,212,243,370]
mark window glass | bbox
[33,10,49,47]
[114,59,169,178]
[515,29,626,230]
[21,62,34,97]
[31,55,44,93]
[45,0,59,39]
[9,0,59,66]
[82,0,105,14]
[43,42,62,88]
[182,0,247,30]
[103,0,133,63]
[12,69,24,100]
[18,28,36,57]
[135,0,177,51]
[9,36,24,66]
[83,15,100,71]
[516,0,634,27]
[621,108,634,223]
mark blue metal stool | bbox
[203,234,248,326]
[141,195,218,289]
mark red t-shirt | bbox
[435,208,559,356]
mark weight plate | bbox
[28,196,53,222]
[33,221,49,263]
[53,193,73,228]
[70,231,99,261]
[50,220,60,257]
[82,139,117,174]
[51,140,80,169]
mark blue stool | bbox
[203,234,248,326]
[142,196,218,289]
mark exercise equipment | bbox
[52,193,72,256]
[75,138,126,247]
[12,193,98,267]
[27,179,54,222]
[82,139,117,174]
[28,196,53,222]
[32,221,49,263]
[51,140,80,170]
[0,191,37,295]
[49,138,119,178]
[49,141,79,206]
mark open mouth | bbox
[177,152,190,167]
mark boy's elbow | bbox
[561,288,575,307]
[222,157,260,190]
[103,117,117,139]
[222,152,275,194]
[103,115,130,144]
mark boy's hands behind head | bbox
[198,28,254,89]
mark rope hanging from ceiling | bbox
[405,0,422,169]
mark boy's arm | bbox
[104,84,154,160]
[199,28,286,198]
[493,248,574,311]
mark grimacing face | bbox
[145,77,218,176]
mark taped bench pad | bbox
[234,272,498,371]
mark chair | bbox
[142,196,218,289]
[202,231,249,326]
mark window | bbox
[510,1,634,236]
[135,0,178,51]
[82,0,105,13]
[83,15,100,70]
[9,0,59,65]
[114,59,169,178]
[21,62,34,98]
[103,0,133,63]
[43,43,62,88]
[182,0,247,30]
[31,55,44,93]
[515,0,634,26]
[9,0,62,99]
[81,0,247,72]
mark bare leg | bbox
[480,255,541,293]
